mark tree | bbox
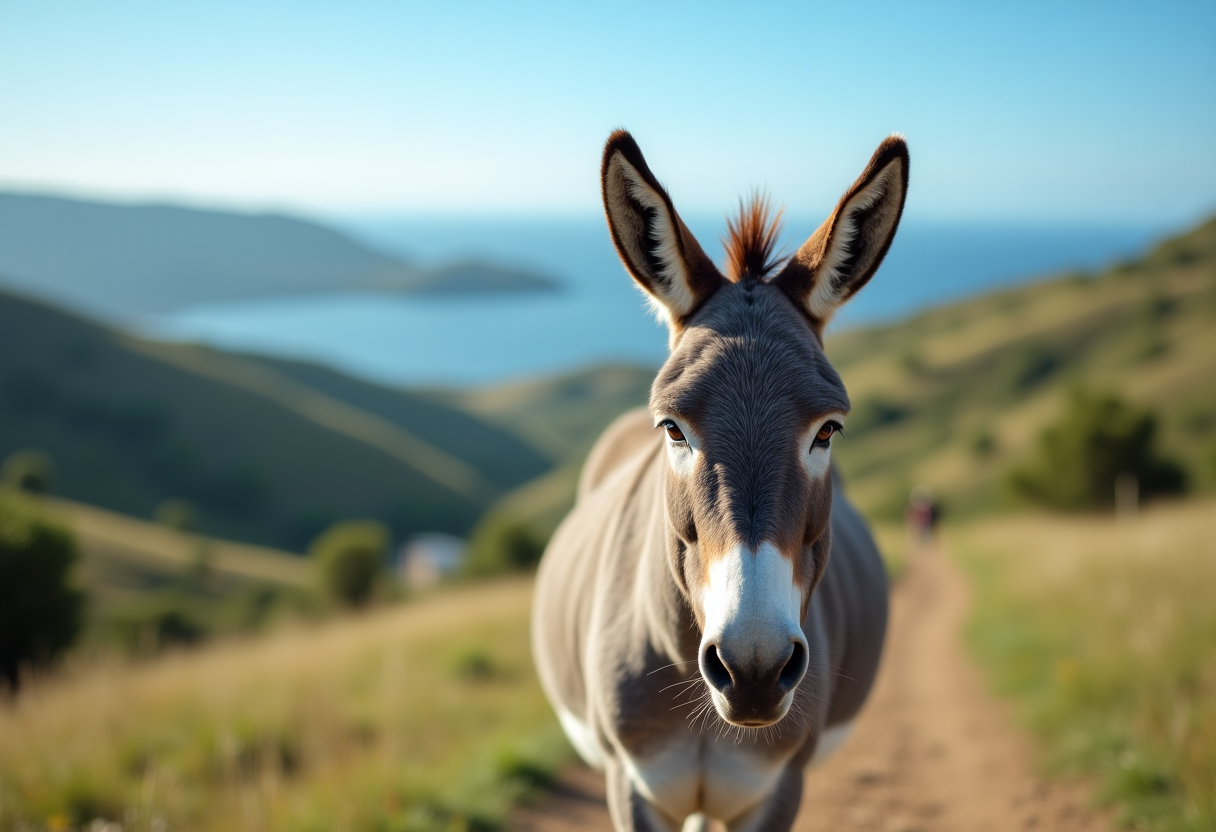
[309,520,388,608]
[461,511,546,577]
[1009,390,1186,511]
[0,489,83,689]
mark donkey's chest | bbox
[620,732,793,822]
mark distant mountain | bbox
[0,192,558,318]
[0,285,553,550]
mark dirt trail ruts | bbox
[513,547,1111,832]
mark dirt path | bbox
[514,547,1110,831]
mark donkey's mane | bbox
[723,194,785,284]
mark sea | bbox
[140,216,1166,389]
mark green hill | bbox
[826,216,1216,519]
[0,289,552,550]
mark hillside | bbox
[433,363,656,462]
[39,494,313,645]
[0,288,552,550]
[0,192,557,318]
[826,216,1216,519]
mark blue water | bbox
[141,216,1165,387]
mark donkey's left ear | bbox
[775,136,909,331]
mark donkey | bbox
[532,130,908,831]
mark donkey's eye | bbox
[660,420,687,443]
[813,421,842,448]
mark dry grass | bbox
[0,578,565,832]
[951,498,1216,831]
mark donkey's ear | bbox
[602,130,723,330]
[775,135,909,330]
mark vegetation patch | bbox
[0,578,569,832]
[1008,389,1186,511]
[952,501,1216,831]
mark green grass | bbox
[0,578,568,832]
[952,500,1216,831]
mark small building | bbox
[396,533,465,589]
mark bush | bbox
[309,520,389,608]
[1,448,55,493]
[0,489,83,688]
[1009,390,1187,511]
[461,513,546,577]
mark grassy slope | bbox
[0,289,551,550]
[952,499,1216,831]
[826,217,1216,520]
[0,578,565,832]
[435,363,656,463]
[41,495,309,615]
[433,363,656,539]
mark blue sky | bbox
[1,1,1213,224]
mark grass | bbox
[0,578,569,832]
[33,495,317,652]
[951,498,1216,831]
[869,521,909,582]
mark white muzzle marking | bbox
[700,541,806,716]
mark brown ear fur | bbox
[601,130,722,328]
[775,135,909,330]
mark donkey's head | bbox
[602,131,908,727]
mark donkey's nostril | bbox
[778,641,808,691]
[701,644,733,692]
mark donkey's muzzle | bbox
[700,638,809,726]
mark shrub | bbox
[309,520,389,608]
[1008,390,1186,511]
[461,513,545,577]
[0,489,83,688]
[1,448,55,493]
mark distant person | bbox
[906,484,939,548]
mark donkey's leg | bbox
[605,758,682,832]
[723,765,803,832]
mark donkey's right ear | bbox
[601,130,723,330]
